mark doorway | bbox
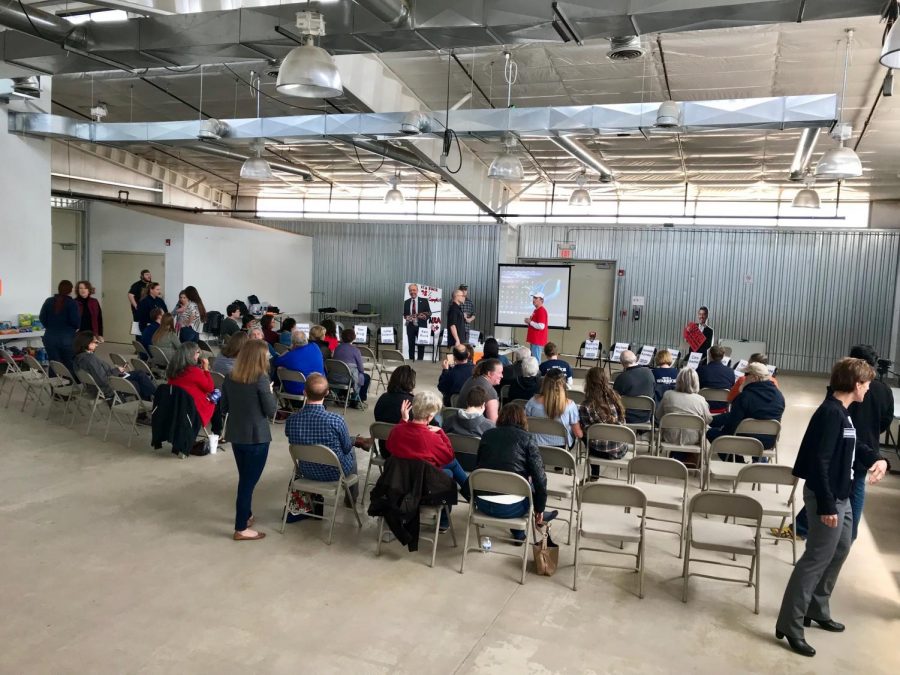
[51,209,83,291]
[102,252,165,344]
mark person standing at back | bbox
[173,286,206,343]
[136,282,168,331]
[459,284,476,343]
[446,289,466,349]
[39,280,80,375]
[75,280,103,339]
[128,269,152,321]
[524,292,549,361]
[695,306,714,362]
[403,283,431,361]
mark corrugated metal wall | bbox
[518,225,900,373]
[255,219,501,334]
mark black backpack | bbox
[205,311,224,336]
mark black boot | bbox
[775,630,816,657]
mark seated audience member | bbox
[248,327,277,359]
[442,387,496,438]
[285,373,372,500]
[727,352,779,402]
[456,358,503,422]
[538,342,573,383]
[656,368,712,453]
[140,307,164,352]
[260,315,279,345]
[475,403,557,541]
[166,342,215,428]
[278,318,297,347]
[332,328,371,406]
[707,362,784,452]
[241,314,257,333]
[525,371,582,448]
[507,356,542,402]
[212,331,248,377]
[386,391,469,491]
[222,303,242,338]
[651,348,679,403]
[308,325,332,361]
[613,349,657,423]
[152,313,181,359]
[73,330,156,403]
[501,346,532,386]
[321,319,339,353]
[136,282,167,331]
[437,344,474,407]
[273,330,324,395]
[482,337,510,366]
[373,365,417,457]
[578,367,627,478]
[697,345,736,413]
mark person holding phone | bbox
[166,342,215,427]
[72,330,156,402]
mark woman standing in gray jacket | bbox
[221,339,277,541]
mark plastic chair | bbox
[584,423,638,481]
[499,384,510,406]
[379,349,406,390]
[363,422,394,505]
[574,483,647,596]
[448,433,480,472]
[735,418,782,463]
[20,355,69,416]
[620,395,656,455]
[105,376,152,446]
[735,463,799,564]
[441,407,460,426]
[280,444,363,544]
[657,413,708,479]
[705,435,765,491]
[276,367,306,410]
[682,492,763,614]
[459,469,534,585]
[540,445,578,544]
[324,359,355,416]
[628,455,689,557]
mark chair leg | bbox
[637,533,645,599]
[681,537,691,603]
[349,486,364,528]
[519,516,530,585]
[446,505,458,547]
[280,482,292,534]
[459,515,472,575]
[754,545,761,614]
[86,397,100,435]
[572,525,580,591]
[326,488,339,545]
[430,511,440,568]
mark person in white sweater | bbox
[656,367,712,446]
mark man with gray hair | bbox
[613,349,656,423]
[500,346,533,388]
[274,329,325,395]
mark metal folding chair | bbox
[628,455,689,558]
[105,376,152,446]
[620,395,656,455]
[324,359,354,416]
[735,463,799,564]
[658,412,708,480]
[705,435,765,491]
[540,445,578,544]
[584,423,638,482]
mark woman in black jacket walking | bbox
[221,339,278,541]
[474,403,556,540]
[775,358,887,657]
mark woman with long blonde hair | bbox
[152,312,181,358]
[524,370,582,448]
[221,340,278,541]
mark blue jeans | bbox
[530,343,543,361]
[232,442,269,531]
[179,327,200,343]
[475,496,530,538]
[439,459,469,528]
[43,332,75,377]
[795,473,866,541]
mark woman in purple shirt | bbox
[332,328,371,406]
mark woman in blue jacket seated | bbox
[706,362,785,458]
[651,348,679,402]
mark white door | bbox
[101,252,165,345]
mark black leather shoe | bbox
[804,617,845,632]
[775,630,816,657]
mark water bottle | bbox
[207,388,222,404]
[480,536,492,553]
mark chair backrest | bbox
[358,345,376,361]
[109,353,130,370]
[48,360,75,383]
[76,370,107,398]
[571,366,591,380]
[736,463,797,488]
[527,416,569,440]
[567,389,585,405]
[0,348,23,373]
[448,433,480,457]
[499,384,510,404]
[325,359,352,381]
[621,395,655,416]
[539,445,576,473]
[273,343,290,356]
[586,422,637,447]
[689,491,762,522]
[197,339,214,354]
[210,371,225,390]
[22,355,47,379]
[441,407,460,423]
[130,358,154,378]
[449,393,460,408]
[277,367,307,386]
[699,388,730,404]
[710,435,764,459]
[468,468,533,502]
[628,455,688,482]
[381,349,406,364]
[580,482,647,509]
[509,399,530,407]
[369,421,396,442]
[109,375,140,401]
[149,345,169,365]
[659,412,705,433]
[288,443,345,477]
[735,418,781,440]
[132,340,149,357]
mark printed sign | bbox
[684,322,706,352]
[734,359,749,375]
[416,327,432,345]
[353,324,368,343]
[582,340,600,360]
[767,364,777,376]
[631,296,645,307]
[380,326,395,344]
[637,345,655,366]
[467,330,481,346]
[669,349,681,362]
[722,356,731,367]
[610,342,629,362]
[296,323,310,336]
[686,352,703,371]
[441,329,448,346]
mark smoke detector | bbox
[607,36,645,61]
[198,118,229,141]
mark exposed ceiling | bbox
[4,0,898,206]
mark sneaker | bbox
[542,510,559,523]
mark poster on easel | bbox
[401,282,442,358]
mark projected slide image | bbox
[496,264,571,328]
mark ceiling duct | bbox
[550,136,614,183]
[788,128,820,181]
[0,0,88,48]
[607,36,645,61]
[354,0,410,28]
[187,144,314,182]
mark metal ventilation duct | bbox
[550,136,615,182]
[607,36,645,61]
[0,0,87,46]
[788,128,820,181]
[354,0,410,28]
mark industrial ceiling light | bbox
[11,76,40,99]
[276,11,343,99]
[880,19,900,68]
[400,110,432,135]
[240,142,274,181]
[384,173,404,205]
[656,100,681,127]
[488,135,525,182]
[791,174,820,208]
[568,172,591,207]
[817,30,863,181]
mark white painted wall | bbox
[86,203,313,319]
[183,223,312,316]
[0,84,52,323]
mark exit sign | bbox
[557,241,576,258]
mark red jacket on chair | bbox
[168,365,215,426]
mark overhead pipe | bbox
[550,135,615,183]
[788,127,820,181]
[0,0,88,48]
[353,0,410,28]
[187,143,314,181]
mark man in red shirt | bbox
[524,292,549,361]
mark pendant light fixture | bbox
[240,73,274,181]
[489,52,525,182]
[880,1,900,68]
[276,11,343,99]
[568,171,592,206]
[816,29,863,181]
[384,172,404,205]
[791,172,820,209]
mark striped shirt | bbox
[285,404,357,481]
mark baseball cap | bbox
[459,284,468,290]
[531,292,544,299]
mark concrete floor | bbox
[1,349,898,674]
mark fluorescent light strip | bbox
[51,173,164,193]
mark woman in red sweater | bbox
[166,341,215,426]
[386,390,468,490]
